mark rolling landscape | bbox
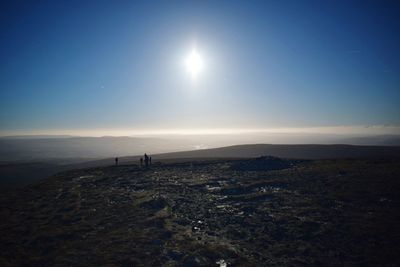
[1,153,400,265]
[1,0,400,266]
[2,135,400,191]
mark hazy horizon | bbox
[1,125,400,138]
[1,128,399,164]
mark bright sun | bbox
[185,48,203,79]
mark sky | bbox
[0,0,399,136]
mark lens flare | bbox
[185,48,203,79]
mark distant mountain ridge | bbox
[154,144,400,159]
[78,144,400,168]
[1,135,399,163]
[335,135,400,146]
[0,135,75,139]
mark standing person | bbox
[115,157,118,166]
[140,157,143,166]
[149,156,152,165]
[144,153,149,167]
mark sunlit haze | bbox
[185,48,204,80]
[0,1,399,138]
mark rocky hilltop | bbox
[1,157,399,266]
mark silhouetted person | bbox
[115,157,118,166]
[149,156,152,165]
[140,157,143,166]
[144,153,149,167]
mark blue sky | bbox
[0,0,399,135]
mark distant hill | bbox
[1,135,399,163]
[78,144,400,168]
[0,136,192,163]
[154,144,400,159]
[0,135,75,139]
[335,135,400,146]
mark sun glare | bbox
[185,48,203,79]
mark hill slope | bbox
[1,158,399,265]
[2,144,399,191]
[79,144,400,168]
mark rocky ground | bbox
[1,157,400,266]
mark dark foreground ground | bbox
[0,157,399,266]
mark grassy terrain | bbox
[2,144,399,192]
[0,158,399,266]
